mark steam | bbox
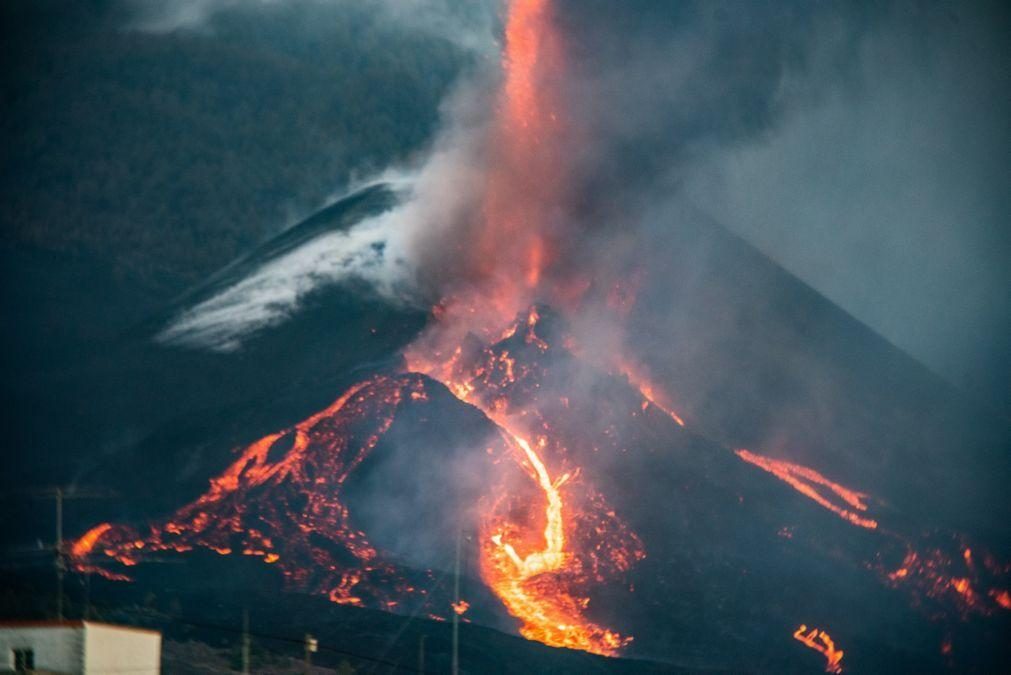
[157,200,403,351]
[123,0,501,55]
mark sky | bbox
[679,1,1010,408]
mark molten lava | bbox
[881,535,1011,618]
[408,306,645,655]
[616,359,686,427]
[478,430,631,654]
[734,449,878,529]
[71,375,439,609]
[793,624,844,673]
[71,523,114,559]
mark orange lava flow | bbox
[406,306,640,655]
[70,523,113,558]
[481,431,628,654]
[68,375,435,608]
[793,624,844,673]
[406,373,634,654]
[735,449,878,529]
[616,359,686,427]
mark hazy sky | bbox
[682,1,1009,408]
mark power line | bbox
[3,484,117,621]
[93,606,433,674]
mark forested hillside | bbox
[0,0,468,293]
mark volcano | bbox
[13,0,1008,672]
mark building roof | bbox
[0,620,160,635]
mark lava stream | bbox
[479,429,630,654]
[491,434,568,576]
[735,449,878,529]
[409,346,638,653]
[617,359,686,427]
[793,624,844,673]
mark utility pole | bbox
[0,485,115,622]
[10,485,116,621]
[55,487,64,621]
[417,634,425,674]
[241,608,251,674]
[451,528,461,675]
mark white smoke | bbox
[124,0,500,56]
[157,205,401,352]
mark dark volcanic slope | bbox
[0,184,425,547]
[418,305,1010,672]
[627,209,1010,543]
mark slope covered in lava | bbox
[68,304,1009,671]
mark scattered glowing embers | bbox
[793,624,844,673]
[734,449,878,529]
[880,536,1011,618]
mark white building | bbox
[0,621,160,674]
